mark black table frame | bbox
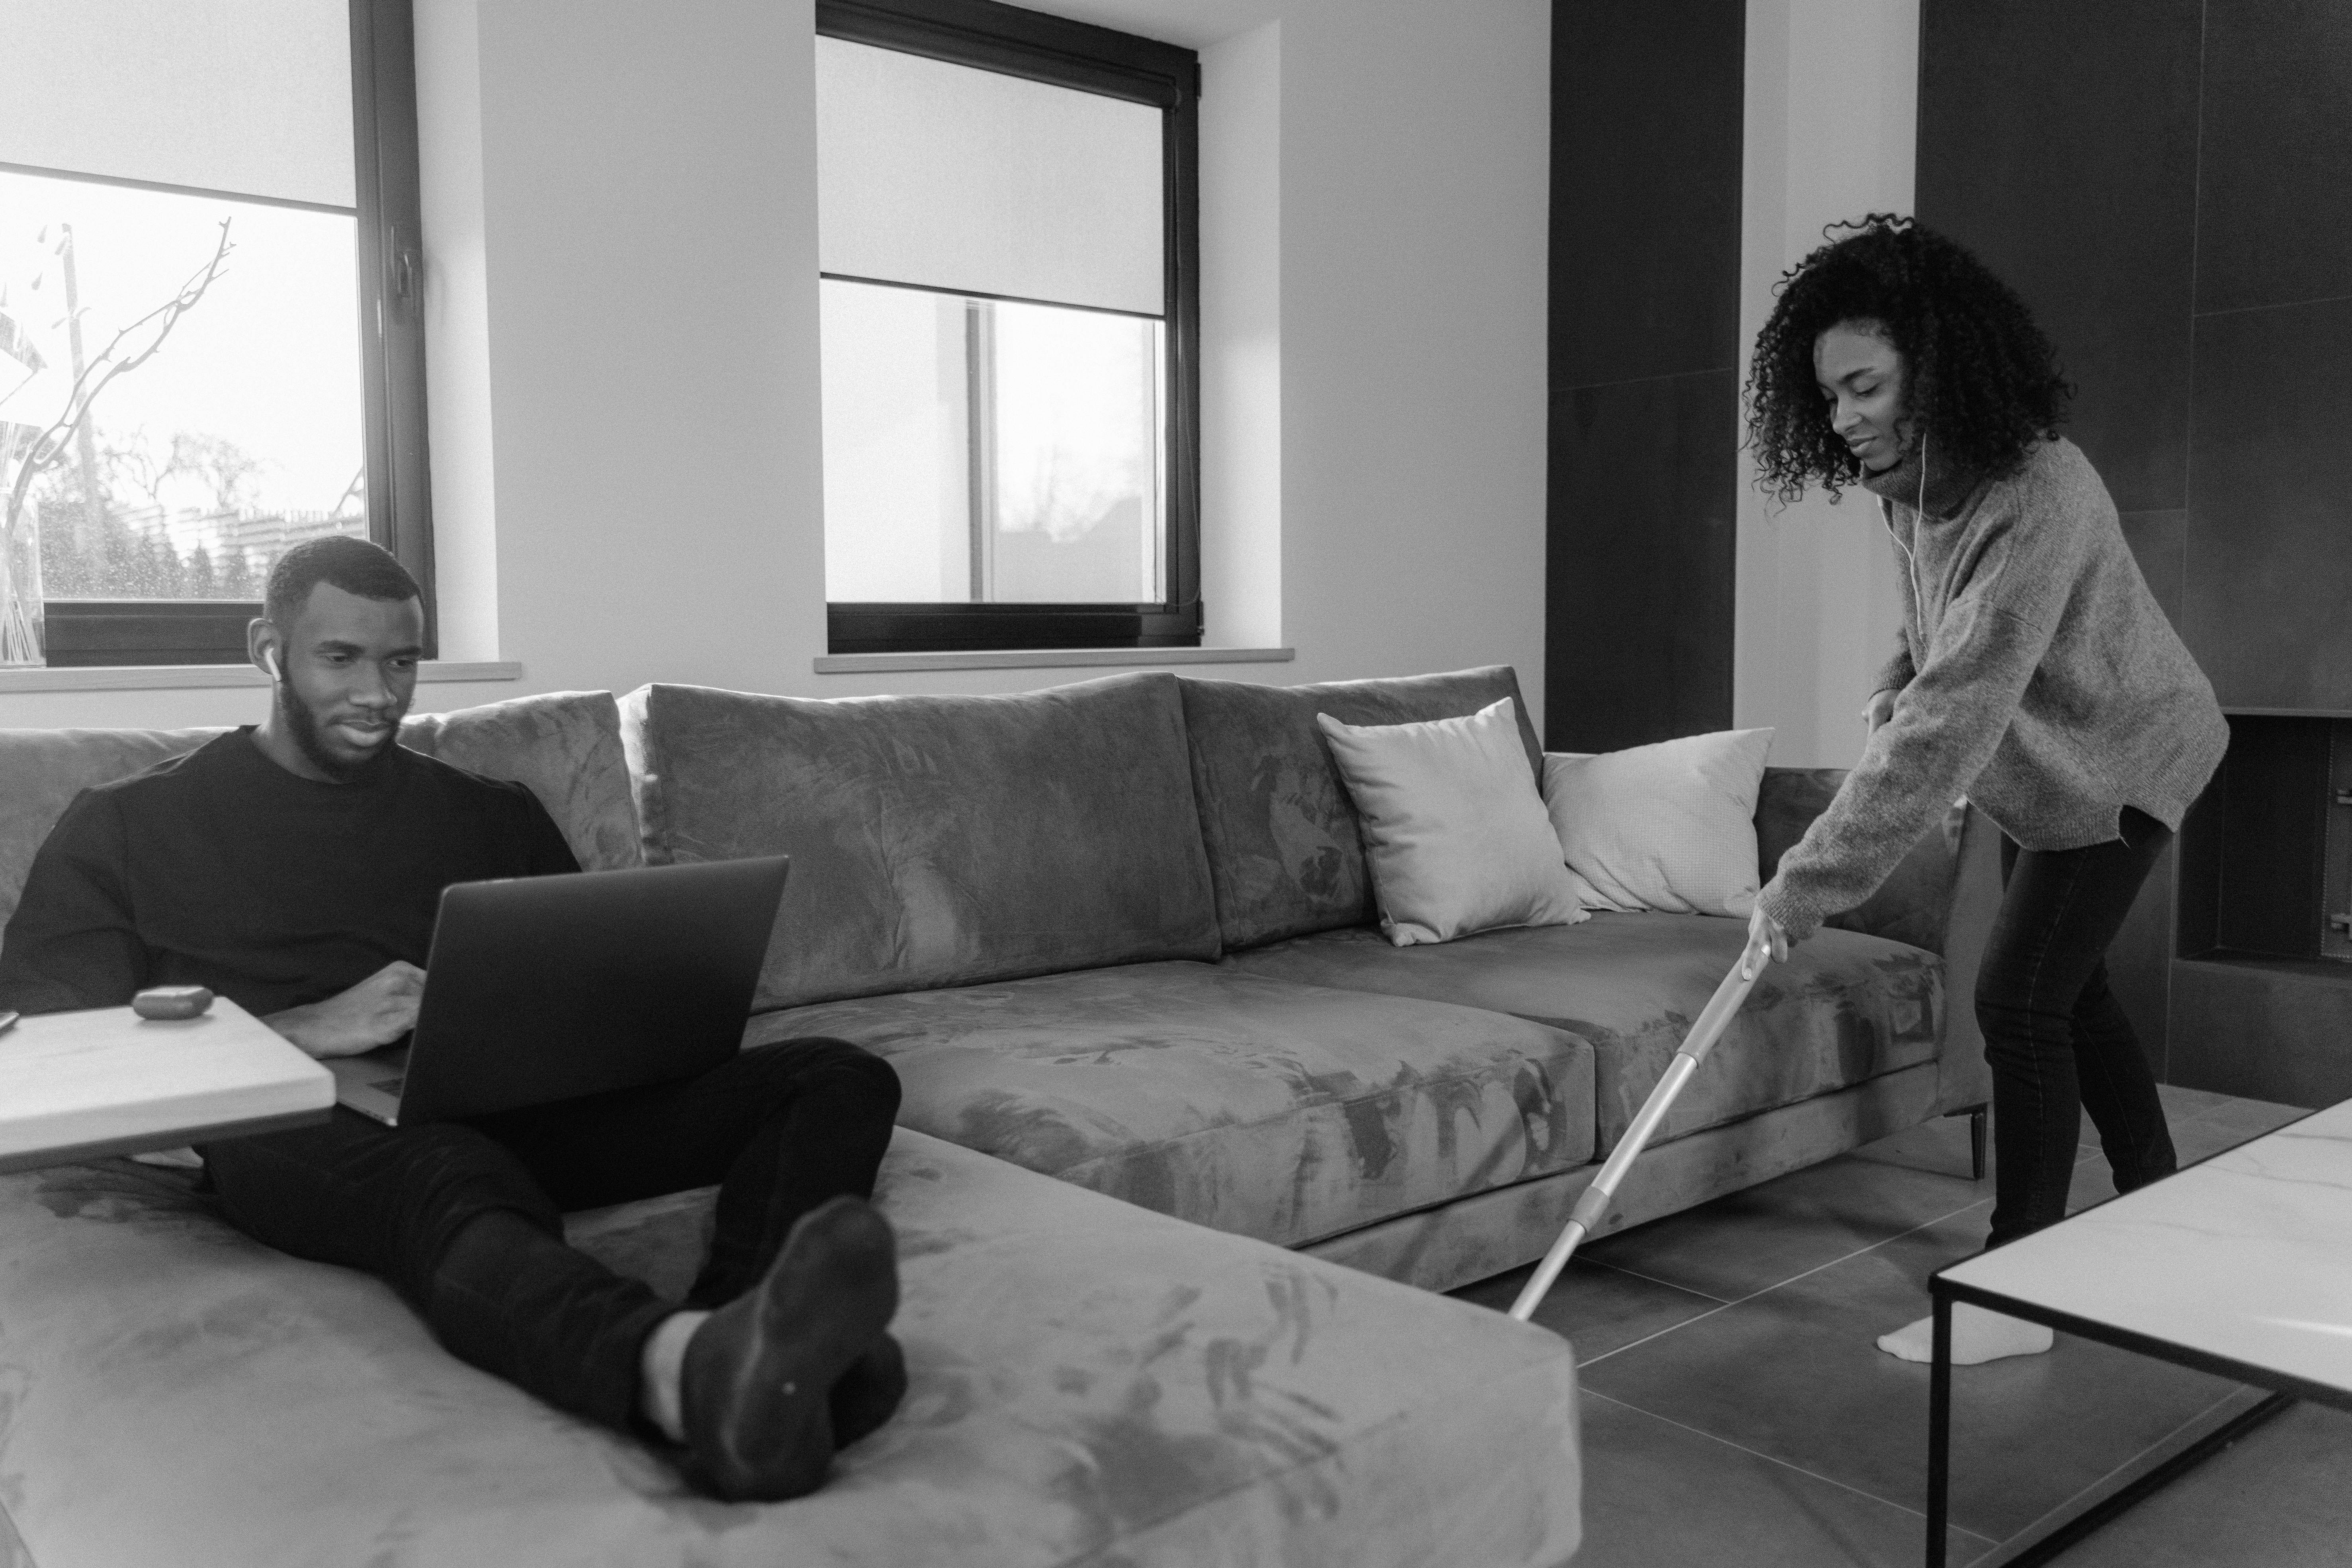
[1925,1273,2352,1566]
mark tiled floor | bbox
[1452,1086,2352,1566]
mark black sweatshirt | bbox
[0,728,579,1018]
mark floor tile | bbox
[1445,1089,2336,1564]
[1571,1390,1989,1568]
[2168,1095,2315,1159]
[1849,1112,1988,1181]
[1455,1257,1725,1361]
[1578,1205,2242,1542]
[1574,1146,1990,1302]
[2043,1401,2352,1567]
[2149,1083,2259,1120]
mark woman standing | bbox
[1743,216,2227,1365]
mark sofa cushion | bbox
[0,1133,1582,1568]
[1224,915,1943,1155]
[623,674,1222,1011]
[745,959,1595,1249]
[396,690,642,873]
[0,691,637,928]
[1177,666,1544,952]
[1318,699,1586,946]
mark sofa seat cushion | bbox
[1224,915,1943,1155]
[744,960,1596,1249]
[0,1133,1581,1568]
[624,674,1222,1011]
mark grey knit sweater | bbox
[1756,436,2227,942]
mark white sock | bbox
[638,1310,711,1443]
[1875,1303,2053,1365]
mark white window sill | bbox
[813,647,1295,676]
[0,661,524,694]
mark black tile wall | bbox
[1921,0,2352,1081]
[2107,845,2176,1079]
[1547,0,1744,754]
[1916,0,2200,513]
[1550,0,1745,389]
[1546,371,1738,751]
[2183,296,2352,712]
[2194,0,2352,316]
[2168,960,2352,1107]
[2118,510,2187,631]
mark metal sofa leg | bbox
[1942,1103,1988,1182]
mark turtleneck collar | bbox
[1857,438,1982,520]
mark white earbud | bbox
[262,647,281,679]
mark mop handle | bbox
[1508,930,1774,1323]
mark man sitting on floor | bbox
[0,536,901,1502]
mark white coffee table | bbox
[0,998,335,1174]
[1925,1096,2352,1566]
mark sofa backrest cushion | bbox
[0,690,638,931]
[1756,766,1964,954]
[397,690,642,873]
[1178,666,1544,951]
[622,672,1223,1011]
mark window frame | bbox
[30,0,433,668]
[815,0,1203,656]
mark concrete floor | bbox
[1453,1086,2352,1567]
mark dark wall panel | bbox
[2108,848,2176,1078]
[2195,0,2352,314]
[1550,0,1746,388]
[1915,0,2200,513]
[2183,297,2352,711]
[2170,962,2352,1109]
[1546,371,1738,751]
[2117,510,2186,630]
[1546,0,1744,754]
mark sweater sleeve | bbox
[0,791,151,1015]
[1873,635,1917,698]
[521,788,584,878]
[1758,492,2078,942]
[1760,599,2053,940]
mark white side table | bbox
[0,998,335,1174]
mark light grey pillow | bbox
[1542,728,1775,917]
[1317,698,1588,946]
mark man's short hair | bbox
[263,536,422,630]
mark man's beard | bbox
[276,670,398,783]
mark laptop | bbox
[328,856,789,1127]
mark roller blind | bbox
[815,35,1164,319]
[0,0,354,210]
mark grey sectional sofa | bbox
[0,664,1994,1567]
[631,663,1998,1292]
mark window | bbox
[0,0,430,669]
[815,0,1201,655]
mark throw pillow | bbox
[1316,698,1588,946]
[1543,728,1774,917]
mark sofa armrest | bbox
[1754,768,2000,1113]
[1928,804,2001,1113]
[1755,768,1963,955]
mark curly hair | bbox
[1744,215,2071,504]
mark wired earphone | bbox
[1881,430,1928,634]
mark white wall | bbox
[1734,0,1918,767]
[0,0,1552,737]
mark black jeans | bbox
[198,1037,899,1432]
[1978,808,2174,1248]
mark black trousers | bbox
[198,1037,899,1432]
[1978,808,2175,1248]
